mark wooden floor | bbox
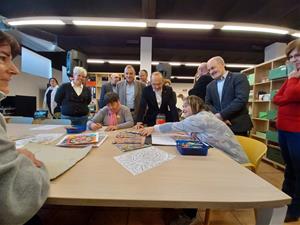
[38,162,300,225]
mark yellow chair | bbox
[236,135,267,173]
[202,136,267,225]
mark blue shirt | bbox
[126,81,135,109]
[216,71,228,102]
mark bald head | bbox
[110,73,121,85]
[196,63,209,77]
[151,72,164,91]
[207,56,226,79]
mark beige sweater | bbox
[0,93,50,225]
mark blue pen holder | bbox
[176,140,209,156]
[65,124,86,134]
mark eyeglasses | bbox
[287,53,300,61]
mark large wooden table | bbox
[7,124,291,225]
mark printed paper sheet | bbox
[114,146,175,175]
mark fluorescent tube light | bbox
[156,23,214,29]
[73,20,146,27]
[185,63,201,67]
[87,59,105,64]
[292,33,300,38]
[169,62,181,66]
[221,25,288,35]
[226,64,255,68]
[108,60,140,65]
[151,61,159,65]
[170,76,195,80]
[8,19,65,26]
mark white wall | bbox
[9,56,62,109]
[172,82,193,109]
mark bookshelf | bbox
[242,56,287,169]
[87,72,124,111]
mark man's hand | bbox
[105,125,118,131]
[224,120,232,126]
[17,148,43,168]
[90,122,102,131]
[139,127,154,136]
[135,122,144,129]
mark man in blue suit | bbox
[205,56,253,136]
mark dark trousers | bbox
[234,131,249,137]
[61,114,88,126]
[278,130,300,218]
[24,215,42,225]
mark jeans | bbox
[278,130,300,218]
[61,114,88,126]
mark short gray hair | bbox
[73,66,87,76]
[208,56,225,66]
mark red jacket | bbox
[273,77,300,132]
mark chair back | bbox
[41,119,71,125]
[236,135,267,173]
[9,116,33,124]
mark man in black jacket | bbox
[205,56,253,136]
[136,72,179,127]
[188,63,213,100]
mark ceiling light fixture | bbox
[221,25,288,35]
[292,33,300,38]
[8,19,65,26]
[170,76,195,80]
[73,20,147,27]
[226,64,255,68]
[151,61,159,65]
[156,23,214,30]
[108,60,140,65]
[185,63,201,67]
[87,59,105,64]
[169,62,181,66]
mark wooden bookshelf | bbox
[87,72,124,111]
[242,55,287,167]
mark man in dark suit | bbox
[205,56,253,136]
[136,72,179,127]
[99,73,120,108]
[188,63,213,100]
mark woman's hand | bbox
[139,127,154,136]
[105,125,118,131]
[135,122,144,129]
[17,148,43,168]
[90,122,102,131]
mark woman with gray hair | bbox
[55,66,91,126]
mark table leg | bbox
[255,206,287,225]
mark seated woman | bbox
[140,95,249,164]
[87,92,134,131]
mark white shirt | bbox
[71,81,83,96]
[126,81,135,109]
[153,88,162,108]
